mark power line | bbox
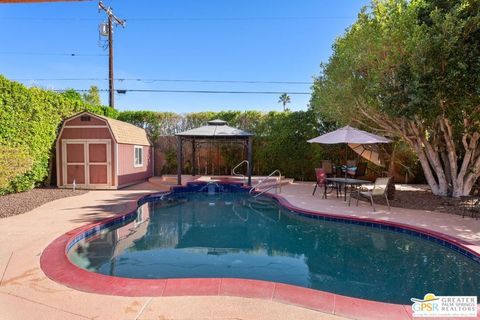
[127,16,355,21]
[13,77,312,85]
[0,52,106,56]
[53,88,311,95]
[1,16,355,22]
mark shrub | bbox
[0,146,33,192]
[0,76,116,194]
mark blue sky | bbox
[0,0,368,112]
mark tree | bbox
[117,111,181,141]
[83,85,102,106]
[61,89,83,101]
[278,93,291,111]
[311,0,480,197]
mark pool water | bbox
[68,191,480,304]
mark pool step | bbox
[242,198,277,212]
[147,177,174,191]
[252,178,294,193]
[149,176,294,192]
[249,198,274,205]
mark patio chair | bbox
[338,160,358,178]
[460,196,480,220]
[312,168,328,198]
[321,160,335,176]
[469,199,480,220]
[348,162,368,179]
[356,177,392,211]
[346,160,357,167]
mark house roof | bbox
[176,119,253,138]
[68,112,151,146]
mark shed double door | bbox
[62,140,112,187]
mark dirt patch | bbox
[354,188,478,217]
[0,188,88,219]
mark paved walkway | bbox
[1,180,479,320]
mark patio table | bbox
[326,177,372,204]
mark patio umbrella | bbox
[307,125,391,169]
[307,125,391,145]
[348,143,385,167]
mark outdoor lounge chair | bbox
[356,177,391,211]
[312,168,328,198]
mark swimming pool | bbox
[66,184,480,304]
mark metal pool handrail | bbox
[249,169,282,196]
[231,160,249,182]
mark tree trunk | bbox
[409,140,447,196]
[355,106,478,197]
[462,176,477,196]
[387,143,397,177]
[440,151,452,188]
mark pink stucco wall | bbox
[65,116,106,126]
[117,144,153,188]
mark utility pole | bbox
[98,1,125,109]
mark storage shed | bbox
[56,111,153,189]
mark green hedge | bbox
[119,109,331,180]
[0,76,117,194]
[0,75,332,195]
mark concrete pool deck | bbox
[276,182,480,256]
[0,180,479,319]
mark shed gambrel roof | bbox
[96,115,151,146]
[65,112,151,146]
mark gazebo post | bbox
[192,138,196,176]
[177,136,183,185]
[175,119,254,185]
[247,137,253,186]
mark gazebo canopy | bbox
[175,119,253,186]
[177,119,253,138]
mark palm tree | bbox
[278,93,291,111]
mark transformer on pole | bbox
[98,1,125,109]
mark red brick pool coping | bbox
[40,185,480,320]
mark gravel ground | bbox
[0,188,88,219]
[354,188,478,217]
[0,185,477,219]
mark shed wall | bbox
[65,116,106,126]
[117,144,153,187]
